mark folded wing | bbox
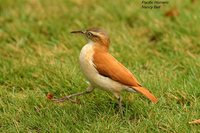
[93,50,157,103]
[93,51,141,87]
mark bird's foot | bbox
[113,102,125,116]
[118,104,125,117]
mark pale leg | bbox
[114,92,123,115]
[53,85,94,103]
[117,96,122,111]
[117,96,123,116]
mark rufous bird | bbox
[53,28,158,110]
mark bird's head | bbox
[71,28,110,48]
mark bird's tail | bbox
[132,86,158,103]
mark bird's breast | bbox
[79,42,98,83]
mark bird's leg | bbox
[117,96,123,115]
[114,92,123,116]
[53,85,94,103]
[118,96,122,110]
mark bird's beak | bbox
[70,30,85,34]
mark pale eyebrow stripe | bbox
[90,31,102,37]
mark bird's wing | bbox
[93,51,158,103]
[93,51,141,87]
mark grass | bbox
[0,0,200,132]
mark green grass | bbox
[0,0,200,132]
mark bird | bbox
[53,28,158,110]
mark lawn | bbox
[0,0,200,132]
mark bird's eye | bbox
[87,32,93,36]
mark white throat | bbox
[79,41,96,82]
